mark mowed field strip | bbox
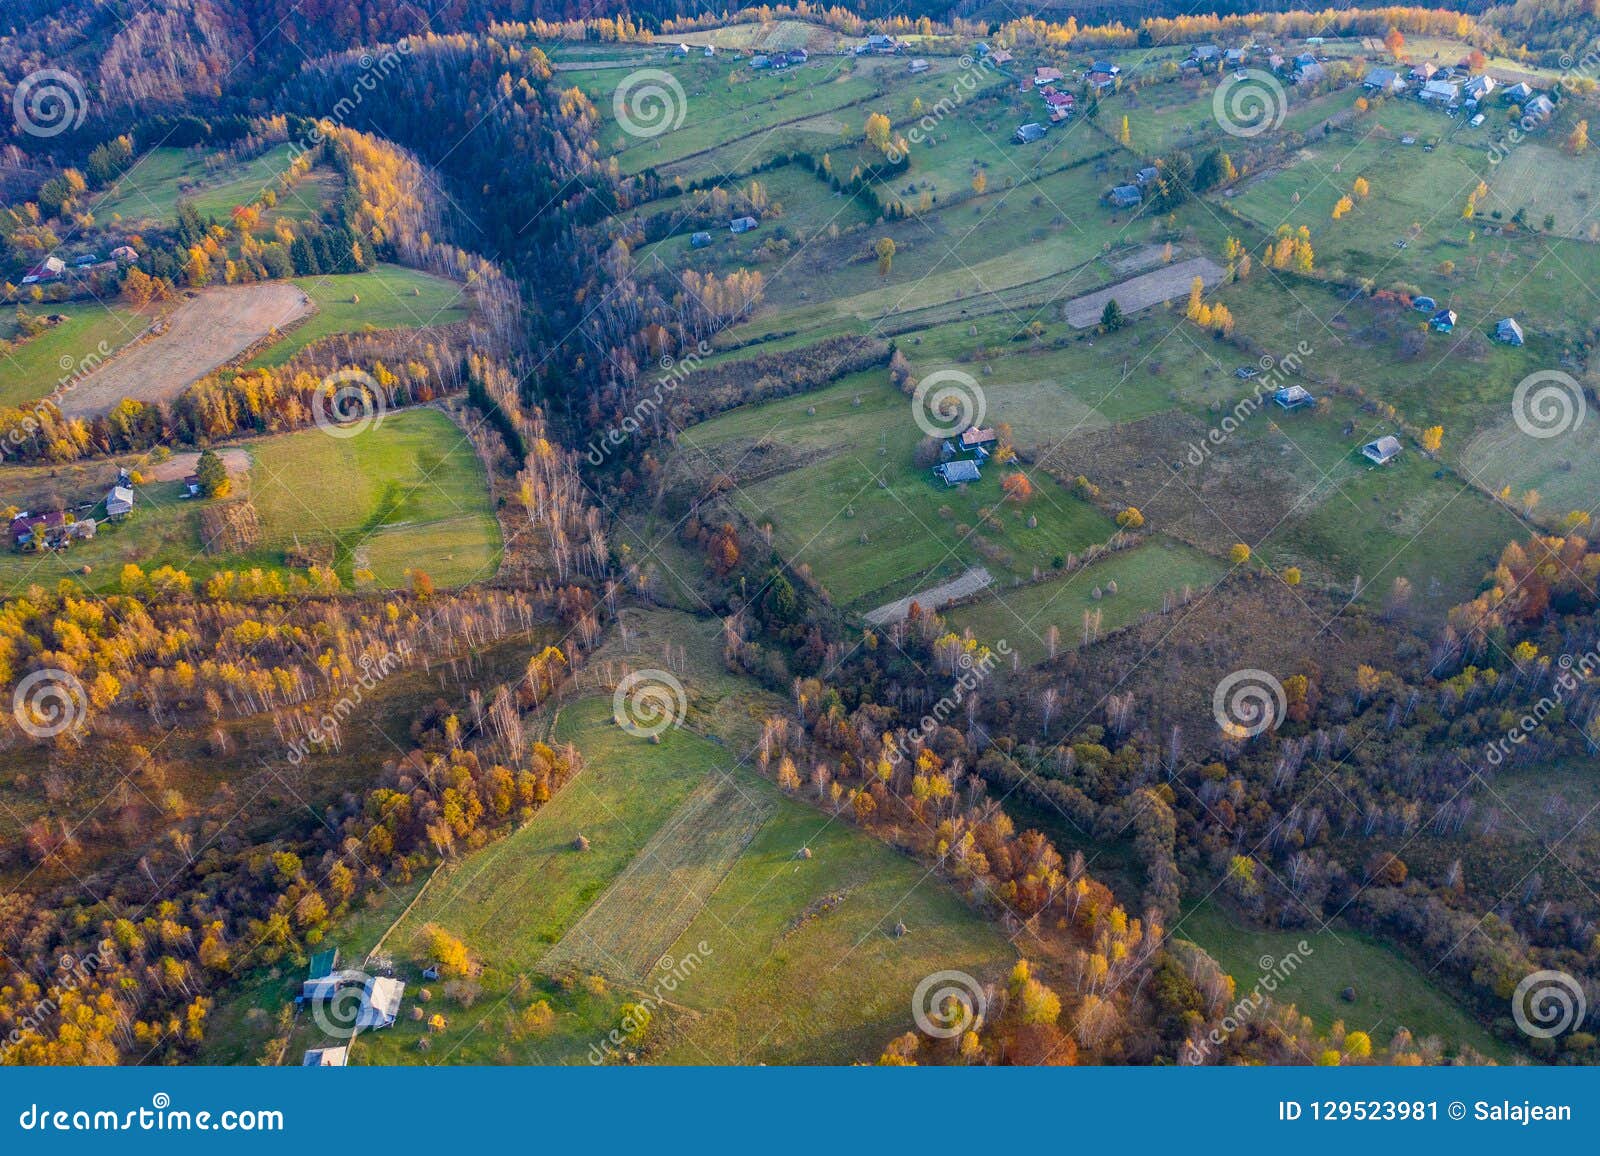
[1063,256,1225,328]
[539,773,772,982]
[58,283,312,416]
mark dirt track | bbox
[1063,256,1226,328]
[55,283,312,417]
[864,566,993,625]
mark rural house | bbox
[1495,317,1525,345]
[355,976,405,1030]
[303,1047,348,1066]
[934,459,981,486]
[1464,74,1496,101]
[1134,166,1159,186]
[990,49,1014,66]
[675,43,689,55]
[21,256,65,284]
[1034,65,1063,84]
[1421,79,1459,104]
[1503,81,1533,104]
[1412,295,1437,312]
[908,58,929,74]
[1409,62,1438,82]
[1430,308,1457,332]
[1107,184,1142,208]
[959,426,997,450]
[1363,68,1404,93]
[750,53,770,68]
[1273,385,1314,410]
[1523,94,1555,121]
[105,485,136,519]
[730,216,759,234]
[1224,48,1245,66]
[690,231,712,248]
[1362,436,1403,466]
[1013,122,1047,144]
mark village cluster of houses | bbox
[8,469,139,553]
[298,947,407,1065]
[1363,60,1554,125]
[1409,293,1524,346]
[20,245,137,285]
[930,425,997,486]
[749,47,808,71]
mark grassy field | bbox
[310,695,1014,1065]
[1179,900,1515,1062]
[677,369,1116,610]
[247,266,472,368]
[0,301,147,408]
[946,539,1230,664]
[0,407,498,595]
[246,406,500,588]
[94,143,330,228]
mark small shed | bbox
[908,58,930,74]
[935,459,981,486]
[1134,166,1159,186]
[690,231,713,248]
[1495,317,1524,346]
[1362,436,1403,466]
[308,947,341,980]
[730,216,759,234]
[674,43,690,56]
[1411,295,1436,312]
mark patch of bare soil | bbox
[864,565,993,625]
[55,283,312,417]
[142,448,250,481]
[1063,256,1226,328]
